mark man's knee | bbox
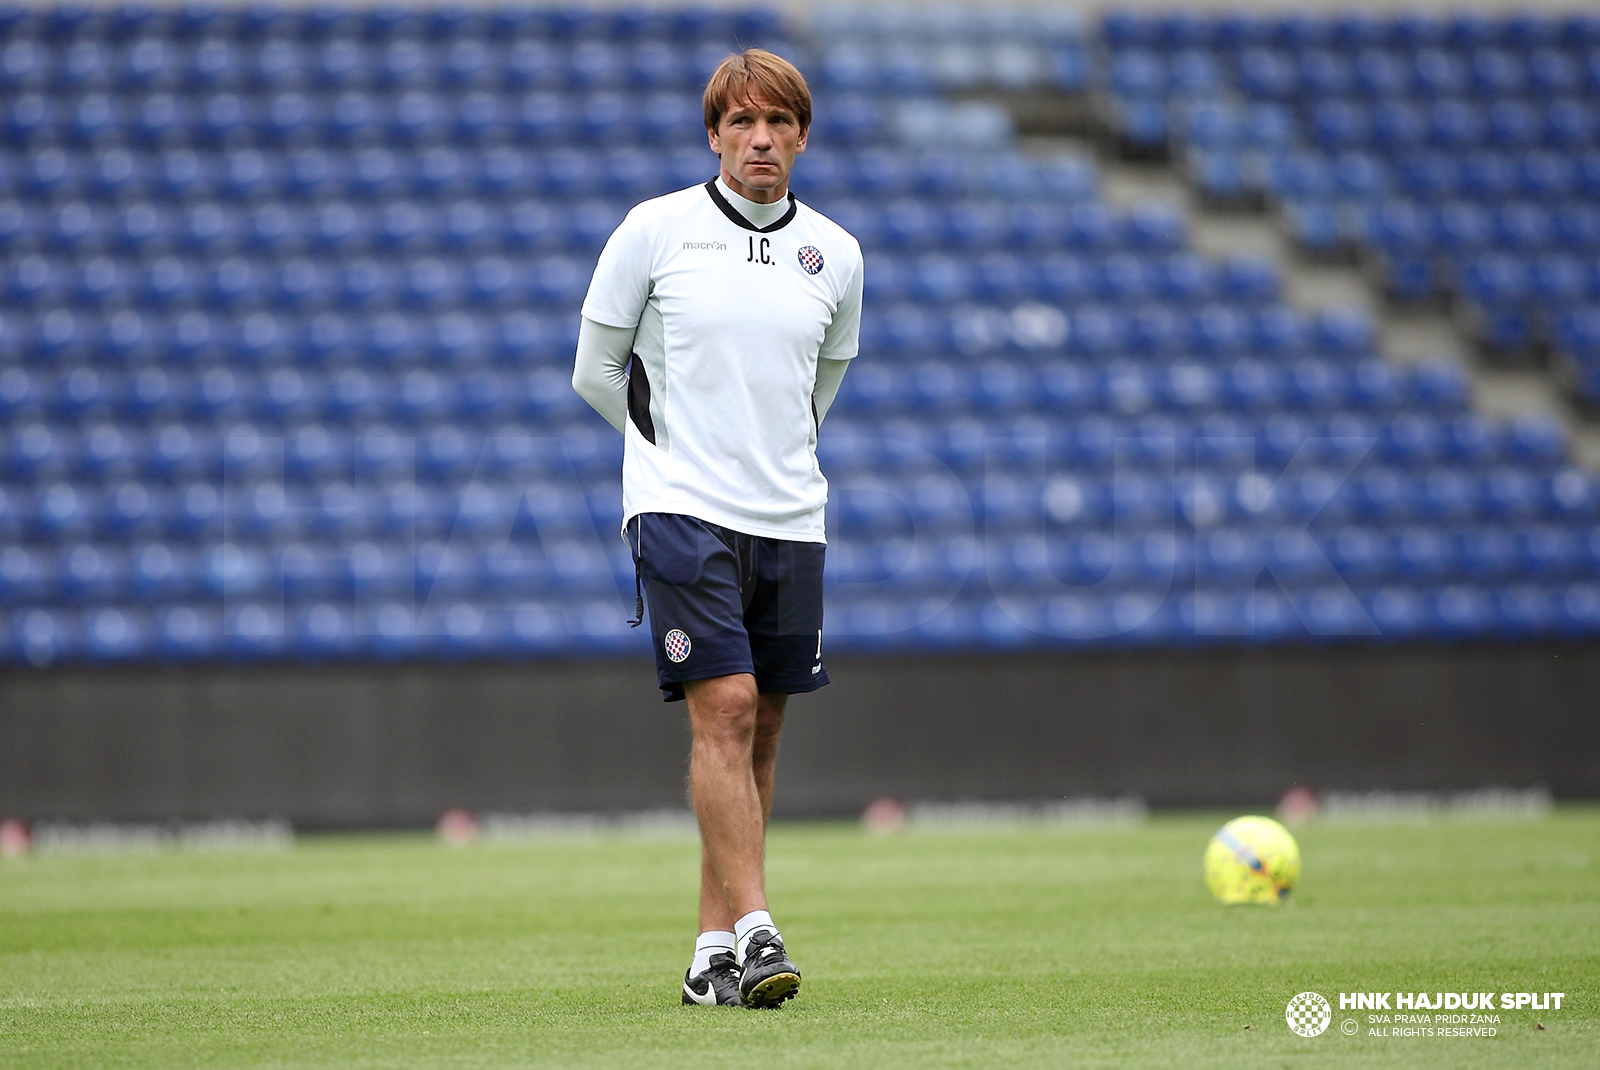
[686,674,760,746]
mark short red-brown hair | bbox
[702,48,812,133]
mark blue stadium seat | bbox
[1522,156,1579,205]
[58,543,128,604]
[1179,101,1241,153]
[1395,153,1460,201]
[1300,50,1354,97]
[1545,468,1600,521]
[1439,414,1500,468]
[231,481,300,542]
[1263,153,1333,202]
[1264,527,1331,585]
[1392,527,1456,582]
[1414,49,1469,97]
[1367,587,1432,639]
[1311,100,1370,153]
[0,39,49,91]
[221,602,285,660]
[8,95,60,146]
[1480,467,1541,522]
[1109,99,1167,154]
[1342,359,1397,412]
[276,542,341,603]
[1495,584,1558,638]
[1122,202,1186,252]
[1168,50,1222,97]
[1094,254,1149,305]
[1128,307,1184,357]
[1377,414,1441,468]
[0,365,40,421]
[1516,526,1581,579]
[1456,529,1517,584]
[1472,49,1526,96]
[1243,306,1303,359]
[1218,359,1281,412]
[1464,174,1527,246]
[13,608,78,665]
[7,421,75,484]
[1107,49,1165,99]
[1460,153,1519,203]
[1504,414,1567,468]
[1559,583,1600,636]
[0,544,50,604]
[1372,101,1426,154]
[1558,204,1600,261]
[1432,201,1492,258]
[1352,48,1408,97]
[0,197,37,252]
[1487,101,1539,154]
[1410,361,1470,413]
[1544,101,1595,152]
[127,542,198,604]
[1459,254,1530,307]
[285,601,355,660]
[1237,48,1296,99]
[1325,527,1393,583]
[76,421,137,481]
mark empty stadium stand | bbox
[0,4,1597,668]
[1098,9,1600,402]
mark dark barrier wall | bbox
[3,644,1598,825]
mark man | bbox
[571,49,863,1009]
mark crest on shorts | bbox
[664,629,691,663]
[797,246,824,275]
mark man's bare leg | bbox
[752,691,788,824]
[696,689,787,934]
[687,674,786,924]
[686,675,799,1005]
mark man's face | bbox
[707,88,807,204]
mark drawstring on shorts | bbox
[627,517,644,628]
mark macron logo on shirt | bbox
[682,241,728,251]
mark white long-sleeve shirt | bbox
[572,319,851,435]
[573,177,863,541]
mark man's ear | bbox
[707,126,722,156]
[796,126,808,154]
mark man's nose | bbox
[751,121,774,147]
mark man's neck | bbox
[715,175,791,227]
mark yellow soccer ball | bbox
[1204,816,1301,904]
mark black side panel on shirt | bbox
[627,352,656,445]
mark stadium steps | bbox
[1075,142,1600,472]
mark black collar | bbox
[704,180,797,233]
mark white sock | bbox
[689,930,735,976]
[734,910,779,965]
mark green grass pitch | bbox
[1,810,1595,1069]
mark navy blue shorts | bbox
[627,512,829,703]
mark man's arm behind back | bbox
[572,317,635,433]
